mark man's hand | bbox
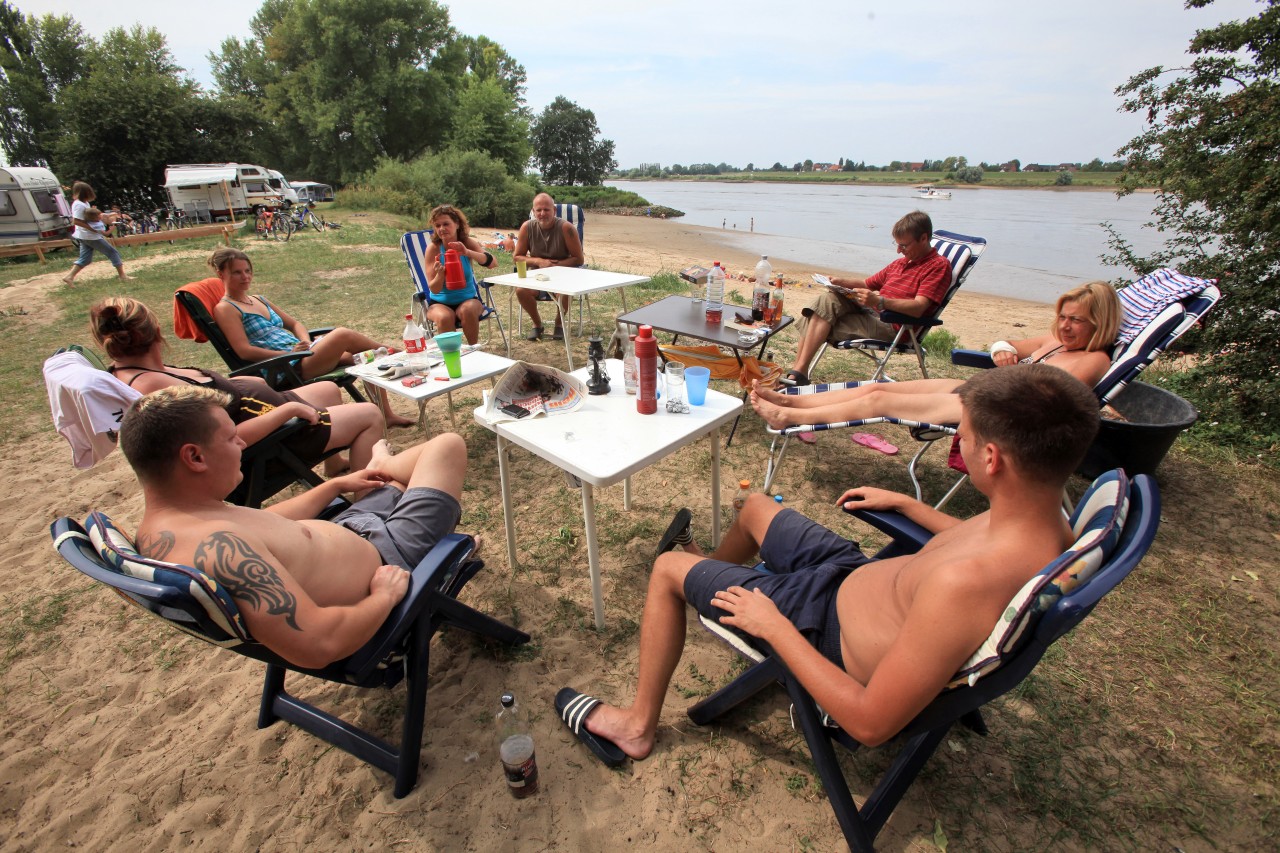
[714,586,788,640]
[836,486,906,513]
[330,469,394,494]
[370,564,411,607]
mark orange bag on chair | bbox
[657,344,783,390]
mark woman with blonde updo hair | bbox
[207,246,414,427]
[91,296,385,472]
[749,281,1122,430]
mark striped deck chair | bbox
[763,269,1221,500]
[806,229,988,382]
[401,230,510,357]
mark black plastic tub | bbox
[1079,380,1198,479]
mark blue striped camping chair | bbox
[401,230,510,357]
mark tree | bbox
[1110,0,1280,443]
[1054,171,1073,186]
[454,34,526,105]
[447,77,530,176]
[802,158,813,171]
[211,0,460,184]
[530,96,616,185]
[0,5,87,166]
[957,165,984,183]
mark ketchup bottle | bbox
[444,248,466,289]
[635,325,658,414]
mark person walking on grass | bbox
[63,182,133,286]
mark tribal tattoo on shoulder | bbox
[194,531,301,631]
[136,530,176,561]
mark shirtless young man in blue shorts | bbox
[556,364,1099,764]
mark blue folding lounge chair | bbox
[805,229,987,382]
[688,469,1160,852]
[401,230,511,357]
[762,269,1221,499]
[514,203,591,337]
[50,512,530,798]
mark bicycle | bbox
[281,199,325,233]
[255,206,293,242]
[160,206,189,230]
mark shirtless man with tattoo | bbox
[120,386,471,669]
[556,365,1100,766]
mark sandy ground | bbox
[3,215,1218,852]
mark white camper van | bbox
[0,167,72,246]
[267,170,300,205]
[162,163,285,220]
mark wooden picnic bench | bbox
[0,221,244,264]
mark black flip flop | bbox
[779,369,809,387]
[655,508,692,560]
[555,687,626,767]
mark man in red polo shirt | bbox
[786,210,952,384]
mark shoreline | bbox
[609,176,1140,193]
[582,212,1050,348]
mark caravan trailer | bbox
[0,167,72,246]
[162,163,285,220]
[291,181,335,203]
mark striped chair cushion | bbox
[949,469,1129,687]
[85,511,250,644]
[1116,269,1215,345]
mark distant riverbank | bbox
[616,171,1135,192]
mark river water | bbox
[607,180,1163,304]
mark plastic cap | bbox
[739,479,751,488]
[500,693,515,707]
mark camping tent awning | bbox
[164,167,237,188]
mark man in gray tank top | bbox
[514,193,585,340]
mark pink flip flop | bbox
[797,431,818,445]
[851,432,898,455]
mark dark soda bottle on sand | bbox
[497,692,539,798]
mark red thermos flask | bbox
[635,325,657,414]
[445,249,465,289]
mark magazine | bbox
[483,361,587,422]
[811,273,856,295]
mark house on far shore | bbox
[1057,163,1081,172]
[907,162,925,172]
[1000,161,1020,172]
[1022,163,1048,172]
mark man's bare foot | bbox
[62,275,75,286]
[750,390,802,429]
[366,439,394,470]
[583,701,655,761]
[385,412,417,428]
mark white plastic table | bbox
[347,348,515,428]
[484,267,650,369]
[472,359,742,629]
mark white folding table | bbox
[347,348,515,428]
[472,359,742,629]
[484,267,650,369]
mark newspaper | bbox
[483,361,587,422]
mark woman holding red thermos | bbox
[424,204,496,344]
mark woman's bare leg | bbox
[324,401,384,471]
[299,327,383,378]
[751,386,964,429]
[455,299,484,344]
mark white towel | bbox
[43,351,142,469]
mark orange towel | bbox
[657,344,783,390]
[173,277,225,342]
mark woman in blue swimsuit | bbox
[209,247,415,427]
[422,204,496,345]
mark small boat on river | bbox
[914,184,952,200]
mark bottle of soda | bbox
[766,275,785,325]
[497,692,539,798]
[705,262,725,325]
[732,479,752,517]
[752,256,772,321]
[402,314,425,354]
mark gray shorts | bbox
[798,290,896,343]
[332,485,461,568]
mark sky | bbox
[14,0,1265,169]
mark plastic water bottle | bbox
[623,333,638,394]
[497,692,539,798]
[635,325,658,414]
[752,256,772,321]
[354,345,390,364]
[402,313,425,354]
[732,479,752,517]
[705,262,725,324]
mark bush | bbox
[548,185,650,209]
[339,150,537,225]
[956,166,984,184]
[1055,171,1074,186]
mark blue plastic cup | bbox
[685,366,711,405]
